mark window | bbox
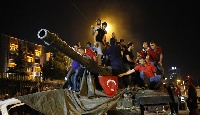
[10,43,18,51]
[35,50,41,56]
[27,56,33,62]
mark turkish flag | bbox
[98,76,118,97]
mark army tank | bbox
[37,29,178,115]
[0,29,178,115]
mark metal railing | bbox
[0,73,64,100]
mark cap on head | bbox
[102,22,107,26]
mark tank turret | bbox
[37,29,112,75]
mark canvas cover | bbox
[15,71,128,115]
[16,89,127,115]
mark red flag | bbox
[98,76,118,97]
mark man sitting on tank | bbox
[118,57,163,90]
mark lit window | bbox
[8,59,16,67]
[8,63,16,67]
[35,50,41,56]
[10,43,18,51]
[35,67,41,72]
[27,56,33,62]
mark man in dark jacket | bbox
[185,80,198,115]
[105,37,127,89]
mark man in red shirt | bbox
[118,58,162,90]
[85,48,97,61]
[146,41,164,76]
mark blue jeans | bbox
[140,71,161,83]
[65,67,83,91]
[65,68,75,89]
[150,62,164,76]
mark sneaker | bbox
[68,87,72,90]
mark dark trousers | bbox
[112,68,127,89]
[189,109,198,115]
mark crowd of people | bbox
[61,18,199,114]
[62,18,165,92]
[0,18,199,115]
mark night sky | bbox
[0,0,199,80]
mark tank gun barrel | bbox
[37,29,98,73]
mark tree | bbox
[14,40,28,75]
[42,51,72,80]
[41,58,55,80]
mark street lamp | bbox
[177,79,181,85]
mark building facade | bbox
[0,34,49,80]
